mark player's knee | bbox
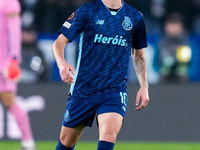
[60,137,76,147]
[100,132,117,143]
[0,93,15,108]
[2,100,15,108]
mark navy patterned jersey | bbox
[59,0,148,98]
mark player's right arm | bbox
[2,0,21,81]
[5,0,21,63]
[52,34,75,84]
[53,4,89,84]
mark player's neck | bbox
[102,0,122,9]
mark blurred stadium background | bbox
[1,0,200,149]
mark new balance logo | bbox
[96,19,105,25]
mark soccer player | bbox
[52,0,149,150]
[0,0,35,150]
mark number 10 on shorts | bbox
[120,92,128,107]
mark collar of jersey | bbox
[100,0,124,16]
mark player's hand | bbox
[3,59,21,82]
[59,61,75,84]
[135,85,149,110]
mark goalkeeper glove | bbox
[4,59,21,82]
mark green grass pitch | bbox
[1,141,200,150]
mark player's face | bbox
[165,22,183,37]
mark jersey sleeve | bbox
[4,0,20,13]
[132,14,148,49]
[58,4,89,42]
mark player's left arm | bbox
[132,48,149,110]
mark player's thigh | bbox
[60,123,85,147]
[97,112,123,142]
[0,73,17,108]
[0,92,15,108]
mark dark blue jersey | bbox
[59,0,148,98]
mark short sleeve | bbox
[4,0,21,14]
[58,4,89,42]
[132,15,148,49]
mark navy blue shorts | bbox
[62,92,128,128]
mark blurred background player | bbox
[20,25,48,84]
[0,0,35,150]
[159,12,191,82]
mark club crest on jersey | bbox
[64,110,70,122]
[122,16,132,31]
